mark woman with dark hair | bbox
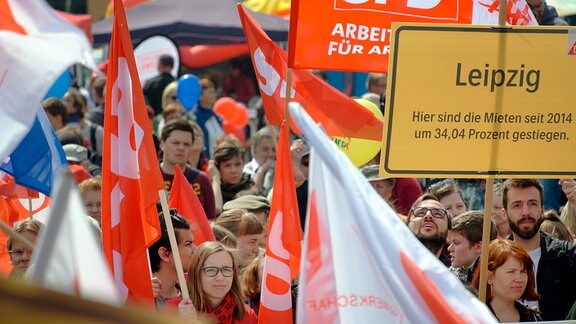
[472,240,541,322]
[209,137,255,213]
[179,241,257,323]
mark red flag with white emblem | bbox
[259,121,302,323]
[101,0,164,304]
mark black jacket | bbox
[536,232,576,320]
[143,72,176,115]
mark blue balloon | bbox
[44,70,71,99]
[177,74,202,111]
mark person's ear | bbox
[501,207,507,219]
[160,140,165,152]
[472,242,483,256]
[158,247,171,262]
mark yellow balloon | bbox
[332,99,384,167]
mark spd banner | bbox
[288,0,536,72]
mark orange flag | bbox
[237,5,382,142]
[259,121,302,323]
[288,0,536,72]
[101,0,164,304]
[168,164,215,246]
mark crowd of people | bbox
[5,1,576,319]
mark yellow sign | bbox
[380,24,576,178]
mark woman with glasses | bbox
[7,219,43,279]
[179,241,257,323]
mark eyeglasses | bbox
[428,178,456,192]
[9,248,32,258]
[202,266,234,277]
[411,207,448,219]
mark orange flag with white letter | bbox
[168,164,215,246]
[238,5,382,142]
[101,0,164,305]
[259,121,302,323]
[288,0,536,72]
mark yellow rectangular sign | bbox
[380,24,576,178]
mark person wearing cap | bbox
[144,54,176,116]
[63,144,93,183]
[360,164,422,216]
[223,195,270,246]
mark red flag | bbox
[101,0,164,304]
[288,0,536,72]
[168,164,215,246]
[237,5,382,142]
[259,121,302,323]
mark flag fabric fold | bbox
[0,0,96,163]
[237,5,382,142]
[290,103,496,323]
[27,172,120,305]
[259,121,302,323]
[168,164,215,246]
[101,0,165,304]
[0,108,68,196]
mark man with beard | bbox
[406,193,452,266]
[502,179,576,321]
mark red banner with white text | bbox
[288,0,536,72]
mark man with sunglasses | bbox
[148,209,197,309]
[406,193,452,267]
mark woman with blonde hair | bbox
[213,209,263,267]
[179,241,257,323]
[7,220,43,279]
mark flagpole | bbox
[479,0,507,303]
[158,190,191,302]
[0,219,34,250]
[478,178,494,302]
[28,196,33,219]
[284,68,293,123]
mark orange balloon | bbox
[231,102,249,128]
[214,97,238,122]
[222,120,245,143]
